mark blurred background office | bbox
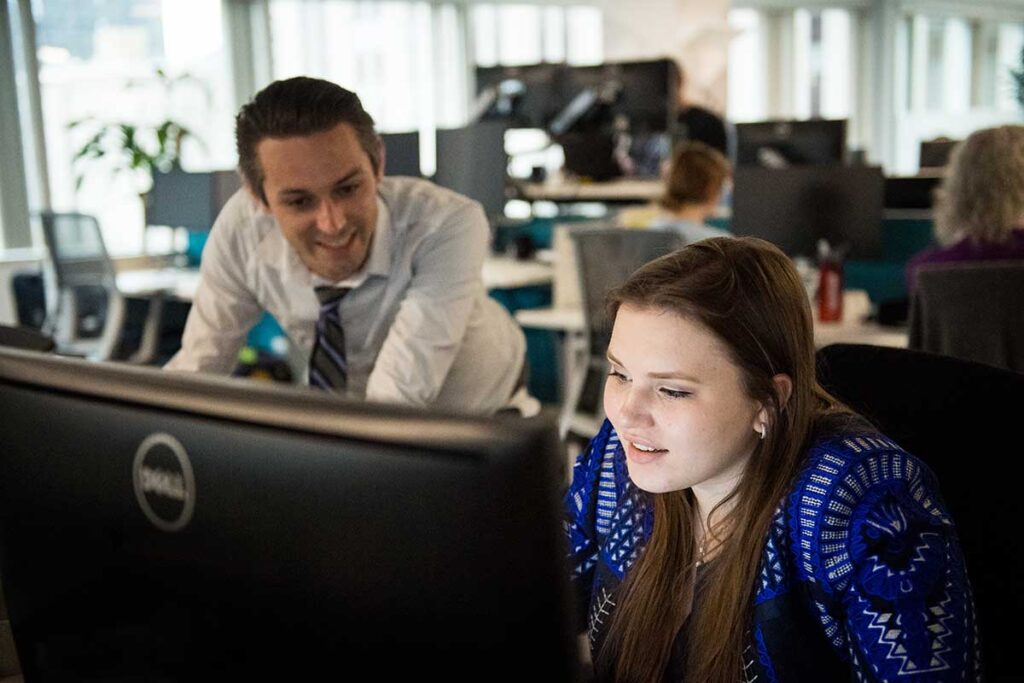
[1,0,1023,388]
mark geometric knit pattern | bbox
[565,420,982,682]
[308,286,351,391]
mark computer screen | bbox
[569,59,679,135]
[434,120,510,218]
[735,119,847,166]
[147,169,242,231]
[475,63,576,130]
[381,131,422,177]
[730,165,885,259]
[0,348,576,679]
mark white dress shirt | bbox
[165,177,526,415]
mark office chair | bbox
[38,211,128,361]
[561,227,683,439]
[816,343,1023,682]
[909,261,1024,372]
[9,271,47,330]
[0,324,54,353]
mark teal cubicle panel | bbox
[489,284,559,404]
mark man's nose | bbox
[315,198,345,234]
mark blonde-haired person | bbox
[566,237,979,682]
[618,141,732,244]
[906,124,1024,291]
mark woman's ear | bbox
[753,374,793,435]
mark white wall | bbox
[598,0,731,111]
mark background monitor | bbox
[0,348,576,679]
[434,120,510,217]
[146,169,242,231]
[731,165,885,259]
[380,131,422,177]
[735,119,847,166]
[918,138,959,171]
[568,59,679,135]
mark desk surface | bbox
[117,268,201,300]
[520,178,662,203]
[117,256,552,301]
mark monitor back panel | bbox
[0,375,574,678]
[731,165,884,259]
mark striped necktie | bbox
[309,286,351,391]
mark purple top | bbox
[905,228,1024,292]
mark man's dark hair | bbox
[236,77,380,203]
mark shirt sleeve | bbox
[564,420,618,632]
[163,206,263,374]
[364,201,489,407]
[820,452,980,681]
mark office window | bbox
[268,0,467,175]
[472,4,602,67]
[793,8,853,119]
[34,0,234,255]
[727,9,766,123]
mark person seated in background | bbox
[566,237,979,681]
[617,141,732,245]
[673,62,730,159]
[906,124,1024,291]
[166,76,531,416]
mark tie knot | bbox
[315,286,351,307]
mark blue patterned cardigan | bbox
[565,419,981,682]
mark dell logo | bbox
[132,433,196,532]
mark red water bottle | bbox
[817,240,843,323]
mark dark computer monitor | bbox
[381,131,422,177]
[918,138,959,170]
[568,59,679,135]
[434,120,510,218]
[735,119,847,166]
[475,63,573,130]
[0,348,576,679]
[731,165,885,259]
[146,169,242,231]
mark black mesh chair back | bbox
[817,343,1023,681]
[570,227,684,355]
[38,212,125,360]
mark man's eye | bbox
[287,197,313,209]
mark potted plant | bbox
[68,69,207,207]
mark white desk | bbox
[481,256,553,289]
[117,268,201,301]
[519,178,662,203]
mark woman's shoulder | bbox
[786,427,953,595]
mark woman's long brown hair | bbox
[596,237,853,682]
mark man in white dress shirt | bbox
[166,77,529,416]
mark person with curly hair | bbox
[906,124,1024,291]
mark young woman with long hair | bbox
[566,237,979,682]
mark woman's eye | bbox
[660,388,691,399]
[607,369,628,382]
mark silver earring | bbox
[756,424,766,440]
